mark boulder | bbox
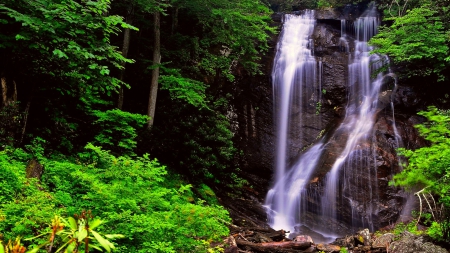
[317,243,341,252]
[372,233,395,248]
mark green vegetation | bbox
[370,0,450,85]
[0,0,276,251]
[370,5,449,81]
[0,144,231,252]
[393,107,450,242]
[369,0,450,242]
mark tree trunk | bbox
[117,6,134,110]
[235,239,312,253]
[19,100,31,145]
[1,76,17,107]
[147,11,161,129]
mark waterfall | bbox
[321,9,382,231]
[264,11,320,233]
[265,4,402,238]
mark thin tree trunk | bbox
[1,76,8,107]
[1,76,17,107]
[19,100,31,145]
[147,11,161,129]
[117,6,134,109]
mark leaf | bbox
[26,247,41,253]
[55,239,74,253]
[89,219,103,230]
[88,244,103,251]
[67,217,78,230]
[91,231,111,252]
[78,225,88,242]
[53,49,69,59]
[104,234,125,239]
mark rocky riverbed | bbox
[218,226,449,253]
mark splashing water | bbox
[265,4,404,237]
[264,11,319,233]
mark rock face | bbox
[227,4,430,235]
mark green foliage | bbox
[0,151,23,204]
[267,0,318,11]
[316,102,322,115]
[391,220,424,236]
[393,106,450,242]
[92,109,148,155]
[394,107,450,198]
[0,0,136,95]
[370,6,449,81]
[0,145,231,252]
[159,68,209,109]
[149,99,238,184]
[169,0,275,81]
[317,0,332,8]
[27,212,124,253]
[196,184,220,205]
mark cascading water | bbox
[265,4,402,238]
[320,7,382,231]
[264,10,321,233]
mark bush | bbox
[0,145,231,252]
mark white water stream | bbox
[265,5,401,238]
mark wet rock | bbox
[372,233,395,248]
[421,242,449,253]
[388,232,449,253]
[314,4,368,21]
[394,85,422,109]
[317,243,341,252]
[225,4,434,239]
[356,228,371,246]
[293,235,314,244]
[334,235,356,249]
[354,245,372,251]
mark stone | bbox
[317,243,341,252]
[293,235,314,244]
[356,228,371,246]
[26,158,44,180]
[388,232,449,253]
[372,233,395,248]
[421,242,449,253]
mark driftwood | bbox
[236,239,312,253]
[232,228,287,242]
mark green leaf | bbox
[91,231,111,252]
[89,219,103,230]
[78,224,88,242]
[68,217,78,230]
[104,234,125,239]
[53,49,69,59]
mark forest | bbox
[0,0,449,252]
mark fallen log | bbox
[231,228,287,242]
[236,239,312,253]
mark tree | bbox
[0,0,137,150]
[147,11,161,128]
[370,5,449,82]
[393,106,450,241]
